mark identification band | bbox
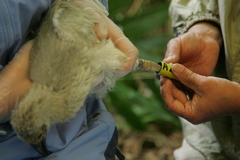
[157,62,176,79]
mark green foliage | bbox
[104,0,181,132]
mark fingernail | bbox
[163,55,175,62]
[172,64,184,74]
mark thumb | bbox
[172,64,200,91]
[102,15,139,73]
[163,38,181,63]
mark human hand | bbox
[71,0,139,76]
[161,64,240,124]
[0,41,33,123]
[163,22,222,76]
[160,22,223,121]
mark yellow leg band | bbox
[157,62,176,79]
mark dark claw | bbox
[31,137,52,156]
[0,126,7,135]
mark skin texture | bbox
[0,0,138,144]
[160,22,240,124]
[0,41,32,123]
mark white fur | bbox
[11,0,126,144]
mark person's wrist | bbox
[187,22,222,47]
[226,81,240,115]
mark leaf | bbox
[105,0,181,131]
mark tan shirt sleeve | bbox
[169,0,220,36]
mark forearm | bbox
[223,80,240,115]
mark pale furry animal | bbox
[11,0,126,144]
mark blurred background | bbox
[104,0,183,159]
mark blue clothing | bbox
[0,0,55,68]
[0,0,119,160]
[1,97,117,160]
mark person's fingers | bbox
[160,76,167,86]
[161,78,190,104]
[161,77,199,122]
[70,0,109,39]
[11,40,33,97]
[171,64,203,93]
[82,6,108,40]
[160,64,194,118]
[163,37,181,63]
[115,37,139,75]
[94,19,108,40]
[0,40,33,85]
[71,0,138,74]
[0,40,33,121]
[161,79,188,115]
[101,15,139,74]
[163,33,201,64]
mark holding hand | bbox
[161,63,240,124]
[0,41,33,123]
[159,22,234,123]
[72,0,139,76]
[163,22,222,76]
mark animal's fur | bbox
[11,0,126,144]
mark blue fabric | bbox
[0,0,116,159]
[42,99,116,160]
[0,0,54,67]
[99,0,108,10]
[0,97,116,160]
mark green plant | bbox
[104,0,181,132]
